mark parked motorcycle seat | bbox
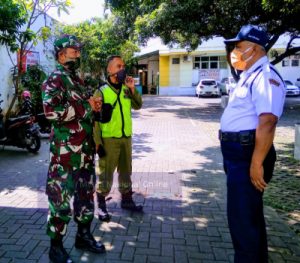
[6,115,30,126]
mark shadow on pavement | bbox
[132,133,154,160]
[1,96,300,262]
[0,140,49,193]
[146,97,223,124]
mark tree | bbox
[0,0,26,51]
[20,64,47,114]
[104,0,162,41]
[62,17,139,79]
[105,0,300,65]
[3,0,71,117]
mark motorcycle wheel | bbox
[26,134,41,153]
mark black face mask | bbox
[116,69,127,83]
[64,57,80,73]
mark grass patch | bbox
[264,142,300,235]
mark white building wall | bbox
[0,46,16,112]
[179,55,193,87]
[0,13,57,114]
[158,56,191,96]
[192,70,199,85]
[169,55,180,87]
[274,60,300,84]
[141,36,300,96]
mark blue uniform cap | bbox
[224,25,269,48]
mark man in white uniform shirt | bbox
[220,25,286,263]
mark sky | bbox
[48,0,105,24]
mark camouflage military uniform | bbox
[42,63,95,240]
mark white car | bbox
[195,79,220,97]
[284,80,300,96]
[219,77,237,95]
[295,78,300,89]
[225,77,237,94]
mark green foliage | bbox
[62,17,139,77]
[20,65,47,114]
[84,75,100,89]
[106,0,300,62]
[1,0,70,53]
[40,26,52,40]
[264,144,300,213]
[0,0,27,51]
[3,0,71,117]
[105,0,162,41]
[119,40,140,71]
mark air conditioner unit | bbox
[183,55,192,62]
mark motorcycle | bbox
[19,90,51,135]
[0,94,41,153]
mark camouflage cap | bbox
[54,34,83,52]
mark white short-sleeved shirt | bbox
[220,56,286,132]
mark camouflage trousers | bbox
[46,140,95,240]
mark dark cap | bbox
[54,34,83,52]
[224,25,269,48]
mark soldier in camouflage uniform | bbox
[42,35,105,263]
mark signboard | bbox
[199,69,220,80]
[133,77,140,85]
[17,50,40,72]
[26,51,39,66]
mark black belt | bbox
[219,130,255,145]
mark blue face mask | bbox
[116,69,127,83]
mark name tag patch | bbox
[269,78,280,87]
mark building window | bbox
[194,62,200,69]
[291,59,299,67]
[219,56,227,69]
[210,62,218,69]
[201,62,209,69]
[282,60,289,67]
[172,58,180,64]
[193,56,227,69]
[281,55,300,67]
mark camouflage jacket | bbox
[42,63,93,150]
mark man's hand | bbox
[125,76,135,94]
[250,162,267,192]
[88,97,102,112]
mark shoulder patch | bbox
[269,78,280,87]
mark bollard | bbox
[294,123,300,160]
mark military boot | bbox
[97,193,111,222]
[75,222,106,253]
[49,236,73,263]
[121,191,143,212]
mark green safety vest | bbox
[99,84,132,138]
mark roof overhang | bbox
[135,50,159,60]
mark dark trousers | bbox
[221,141,276,263]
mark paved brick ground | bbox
[0,96,300,263]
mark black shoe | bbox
[75,223,105,254]
[121,193,143,212]
[98,212,111,222]
[97,193,111,222]
[49,240,73,263]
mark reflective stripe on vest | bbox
[100,84,132,138]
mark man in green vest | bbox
[93,55,143,221]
